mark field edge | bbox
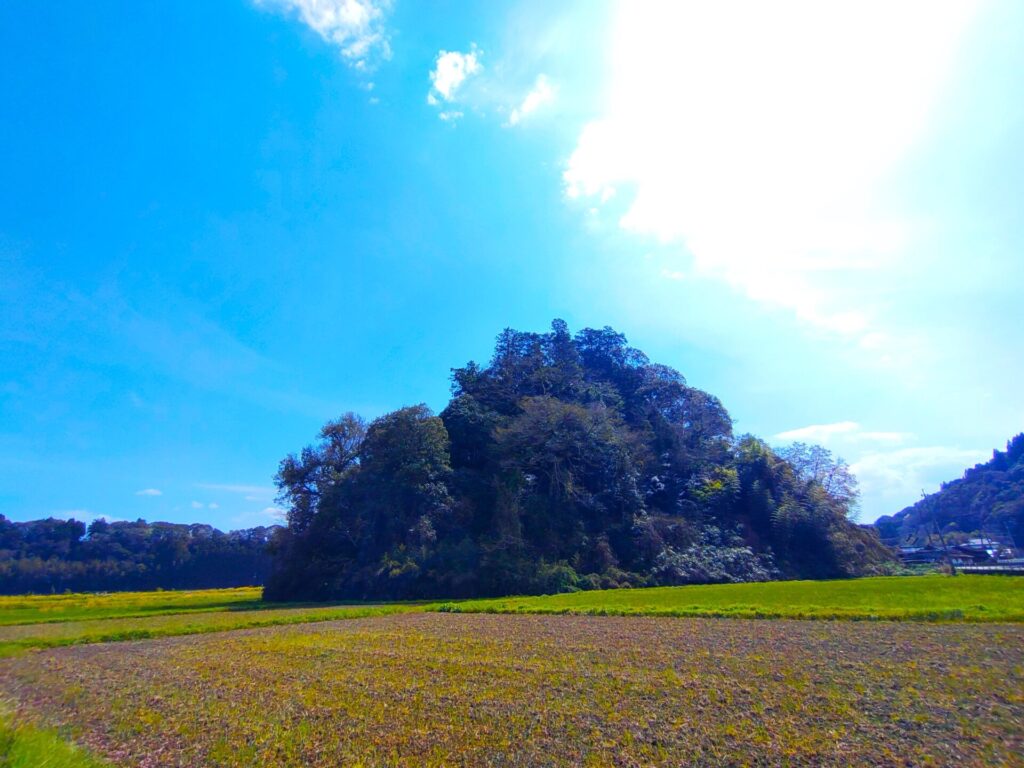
[0,703,109,768]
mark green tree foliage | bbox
[276,413,367,534]
[875,433,1024,546]
[266,321,895,600]
[735,437,890,579]
[0,517,276,595]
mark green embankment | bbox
[0,706,108,768]
[437,574,1024,622]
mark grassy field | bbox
[2,613,1021,766]
[0,587,264,626]
[0,576,1019,658]
[439,574,1024,621]
[0,604,416,658]
[0,588,419,657]
[0,576,1022,766]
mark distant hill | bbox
[267,320,894,601]
[0,517,278,595]
[875,434,1024,547]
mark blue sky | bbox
[1,0,1021,529]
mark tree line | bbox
[267,320,894,601]
[0,516,276,594]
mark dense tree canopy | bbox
[267,321,894,600]
[0,517,276,594]
[875,433,1024,547]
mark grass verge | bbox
[436,574,1024,622]
[0,705,107,768]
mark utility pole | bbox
[924,490,956,576]
[1004,522,1020,560]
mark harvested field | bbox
[2,613,1021,767]
[0,603,414,657]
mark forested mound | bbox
[875,434,1024,546]
[0,517,276,594]
[266,321,893,601]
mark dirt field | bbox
[2,612,1021,767]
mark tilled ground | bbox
[1,613,1021,767]
[0,603,408,656]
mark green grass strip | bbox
[435,574,1024,623]
[0,587,265,627]
[0,605,420,658]
[1,575,1020,659]
[0,706,109,768]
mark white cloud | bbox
[198,483,275,498]
[231,506,287,527]
[771,422,984,521]
[190,501,204,509]
[135,488,162,497]
[851,446,987,501]
[428,47,482,109]
[51,508,91,521]
[423,42,555,126]
[209,502,220,510]
[774,421,910,445]
[775,421,860,442]
[564,1,977,336]
[261,506,287,522]
[857,431,916,444]
[257,0,392,70]
[51,510,124,525]
[508,74,556,126]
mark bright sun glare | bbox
[567,0,977,334]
